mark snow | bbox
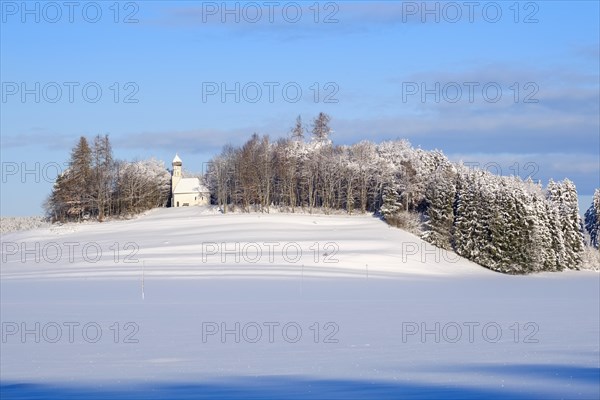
[1,207,598,399]
[0,217,51,235]
[173,177,209,195]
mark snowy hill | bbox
[1,207,598,399]
[1,206,491,280]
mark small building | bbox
[171,154,210,207]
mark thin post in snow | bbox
[142,260,145,300]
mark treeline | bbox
[419,164,586,273]
[45,135,171,222]
[207,113,424,214]
[207,113,598,273]
[43,118,598,273]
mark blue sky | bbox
[1,1,599,216]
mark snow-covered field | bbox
[1,207,598,399]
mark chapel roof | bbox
[174,177,209,194]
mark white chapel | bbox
[171,154,210,207]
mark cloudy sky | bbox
[1,1,598,216]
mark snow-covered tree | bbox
[46,136,92,222]
[453,169,491,264]
[544,200,567,271]
[547,179,585,269]
[114,159,171,215]
[47,136,172,222]
[91,134,114,221]
[380,183,402,218]
[290,115,305,142]
[484,177,528,273]
[421,161,456,250]
[584,189,600,248]
[311,112,333,143]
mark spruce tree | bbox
[584,189,600,248]
[290,115,305,142]
[453,170,486,262]
[547,179,584,269]
[91,134,114,221]
[46,136,92,221]
[486,178,517,273]
[422,163,456,250]
[530,193,554,271]
[545,199,567,271]
[380,182,402,220]
[70,136,93,219]
[311,112,332,143]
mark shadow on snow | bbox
[2,364,599,400]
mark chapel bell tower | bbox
[172,153,182,193]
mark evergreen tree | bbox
[478,174,529,273]
[70,136,93,218]
[422,163,456,250]
[381,185,401,216]
[584,189,600,248]
[91,134,114,221]
[547,179,584,269]
[46,136,92,222]
[486,178,518,273]
[453,170,483,261]
[290,115,305,142]
[311,112,332,143]
[511,182,537,272]
[380,182,402,220]
[545,200,567,271]
[529,193,554,271]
